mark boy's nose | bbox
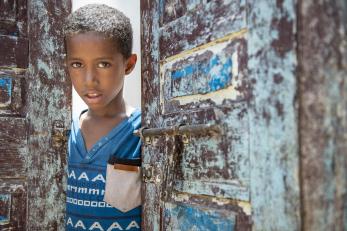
[85,67,98,86]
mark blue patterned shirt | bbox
[66,109,141,230]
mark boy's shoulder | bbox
[71,108,141,130]
[128,108,141,127]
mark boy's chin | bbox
[85,104,103,111]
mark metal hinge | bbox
[142,163,161,183]
[52,120,70,149]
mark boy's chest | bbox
[82,127,106,151]
[80,118,123,151]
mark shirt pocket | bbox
[103,156,141,212]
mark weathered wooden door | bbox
[0,1,71,230]
[141,0,298,229]
[141,0,346,230]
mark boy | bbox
[64,4,141,230]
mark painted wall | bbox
[71,0,141,119]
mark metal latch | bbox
[135,123,221,188]
[134,123,220,144]
[52,120,69,149]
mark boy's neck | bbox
[87,98,127,120]
[79,98,135,152]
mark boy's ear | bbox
[125,54,137,75]
[64,54,67,65]
[63,54,68,69]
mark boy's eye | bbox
[70,62,83,68]
[97,62,111,68]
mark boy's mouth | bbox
[84,92,102,104]
[86,93,101,98]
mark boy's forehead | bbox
[66,31,111,43]
[66,32,120,52]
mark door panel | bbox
[162,107,250,201]
[0,37,28,68]
[0,75,25,115]
[159,0,246,59]
[163,203,236,230]
[160,34,248,113]
[0,179,26,230]
[0,118,27,177]
[0,0,28,68]
[142,0,251,230]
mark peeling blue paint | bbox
[0,77,12,105]
[0,77,12,95]
[172,65,195,79]
[0,194,10,224]
[208,57,232,91]
[164,203,235,231]
[170,54,233,97]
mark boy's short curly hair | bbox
[64,4,133,58]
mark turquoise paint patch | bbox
[0,77,12,97]
[0,77,12,106]
[164,203,235,230]
[0,194,10,224]
[170,54,233,96]
[172,65,195,79]
[208,57,233,91]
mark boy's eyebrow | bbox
[66,56,115,60]
[66,56,82,60]
[95,57,115,60]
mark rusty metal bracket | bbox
[142,163,161,183]
[181,133,191,144]
[51,120,69,149]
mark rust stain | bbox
[271,17,294,58]
[276,0,284,9]
[273,73,284,84]
[275,100,284,118]
[160,0,187,25]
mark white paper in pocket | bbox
[103,160,142,212]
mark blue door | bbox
[140,0,300,230]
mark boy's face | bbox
[65,32,136,113]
